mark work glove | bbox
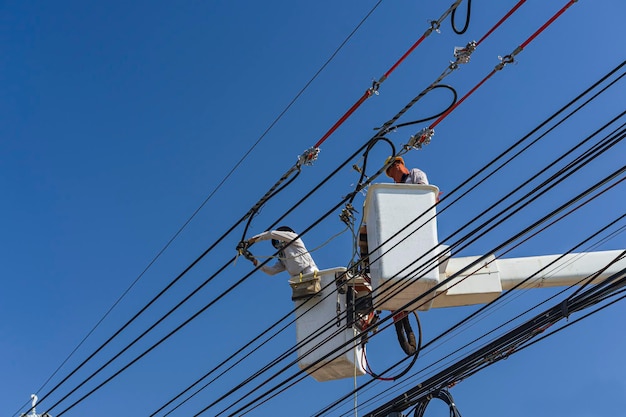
[236,241,247,252]
[236,241,257,266]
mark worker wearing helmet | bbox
[244,226,318,277]
[385,156,428,185]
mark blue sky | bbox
[2,1,625,416]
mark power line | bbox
[28,13,620,417]
[363,260,626,416]
[48,57,620,416]
[22,3,384,413]
[197,102,625,416]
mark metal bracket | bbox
[298,147,320,166]
[453,40,476,64]
[407,127,434,150]
[495,54,515,71]
[339,203,358,227]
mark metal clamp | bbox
[298,147,320,166]
[428,19,442,34]
[339,203,358,227]
[407,127,434,150]
[453,40,476,64]
[495,54,515,71]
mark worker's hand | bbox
[242,250,257,266]
[247,237,257,245]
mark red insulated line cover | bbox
[477,0,527,46]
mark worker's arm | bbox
[259,259,286,275]
[248,230,297,244]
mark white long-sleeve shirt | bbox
[251,230,318,277]
[402,168,429,185]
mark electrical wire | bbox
[246,0,466,234]
[30,15,620,417]
[178,111,616,416]
[346,199,626,416]
[302,97,620,412]
[361,312,422,381]
[150,60,623,414]
[218,163,626,417]
[324,154,626,414]
[309,65,625,414]
[372,120,625,315]
[429,0,578,130]
[22,6,387,414]
[319,202,626,417]
[50,57,620,414]
[363,261,626,417]
[451,0,471,35]
[197,109,620,414]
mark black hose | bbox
[412,389,462,417]
[451,0,471,35]
[392,84,458,129]
[349,136,396,204]
[363,311,422,381]
[394,315,417,355]
[240,168,301,243]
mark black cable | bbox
[214,149,626,417]
[157,79,471,415]
[196,70,624,412]
[432,63,625,223]
[390,84,458,129]
[362,311,422,382]
[276,144,624,416]
[352,193,626,417]
[151,136,406,415]
[176,69,624,416]
[369,116,626,314]
[40,55,624,417]
[23,5,387,415]
[412,389,462,417]
[451,0,471,34]
[363,265,626,417]
[308,70,623,412]
[353,69,626,316]
[344,190,626,416]
[237,0,387,241]
[395,315,417,356]
[240,166,301,242]
[34,209,253,414]
[349,136,396,204]
[52,142,401,416]
[40,57,399,417]
[313,170,626,417]
[350,63,626,315]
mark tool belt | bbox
[288,270,320,301]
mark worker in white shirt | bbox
[385,156,428,185]
[243,226,318,277]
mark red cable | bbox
[520,0,577,49]
[476,0,527,46]
[383,33,429,80]
[429,69,497,130]
[429,0,577,130]
[313,32,431,150]
[313,90,372,149]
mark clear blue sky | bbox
[2,1,625,416]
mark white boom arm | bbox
[431,250,626,309]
